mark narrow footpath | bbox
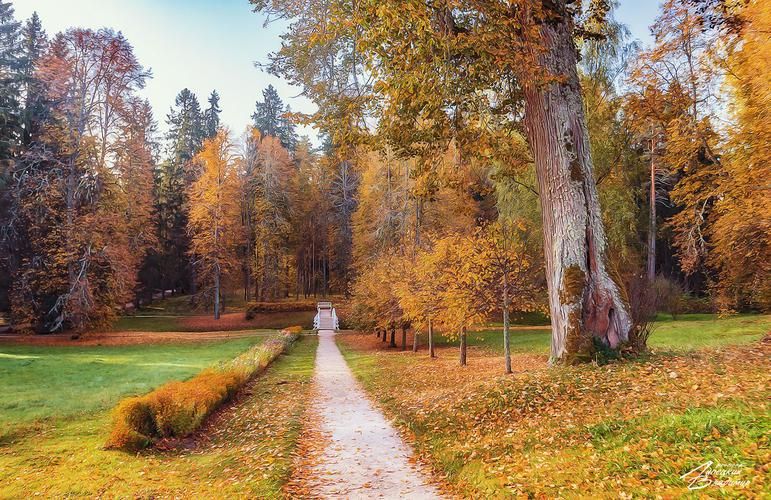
[301,328,442,498]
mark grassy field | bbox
[339,314,770,497]
[0,336,317,497]
[440,313,770,355]
[0,335,274,435]
[114,294,315,332]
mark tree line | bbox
[252,0,770,364]
[0,3,356,332]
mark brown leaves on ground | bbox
[338,333,771,498]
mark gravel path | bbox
[305,329,442,499]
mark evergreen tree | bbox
[251,84,296,151]
[203,89,221,139]
[0,1,21,161]
[18,12,46,146]
[155,88,205,293]
[166,88,204,174]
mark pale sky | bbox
[13,0,661,144]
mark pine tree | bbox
[203,89,221,139]
[18,12,46,146]
[156,88,205,293]
[251,84,296,151]
[0,0,21,161]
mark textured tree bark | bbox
[459,327,467,366]
[428,317,436,358]
[523,5,632,363]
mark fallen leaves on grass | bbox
[338,333,771,498]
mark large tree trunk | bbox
[647,140,656,282]
[522,5,631,363]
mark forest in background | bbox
[0,0,768,363]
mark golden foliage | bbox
[105,332,299,450]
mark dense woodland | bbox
[0,0,768,363]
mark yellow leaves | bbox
[187,129,241,280]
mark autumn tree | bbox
[253,0,633,363]
[429,233,486,366]
[156,88,205,294]
[703,0,770,310]
[5,28,150,331]
[187,129,240,319]
[472,221,544,373]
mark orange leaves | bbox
[187,129,241,297]
[106,332,299,451]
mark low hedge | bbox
[245,301,316,319]
[106,331,300,451]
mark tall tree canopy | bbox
[251,84,297,151]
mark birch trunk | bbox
[523,5,631,363]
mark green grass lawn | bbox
[0,336,318,497]
[438,313,770,355]
[0,336,267,436]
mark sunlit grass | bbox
[0,337,317,497]
[435,313,770,355]
[0,337,265,434]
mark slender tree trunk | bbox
[412,329,418,352]
[428,317,436,358]
[389,326,396,348]
[523,4,631,363]
[382,327,387,343]
[401,326,407,351]
[647,139,656,282]
[459,326,467,366]
[376,328,381,339]
[503,305,512,374]
[214,267,221,320]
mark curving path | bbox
[304,329,442,499]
